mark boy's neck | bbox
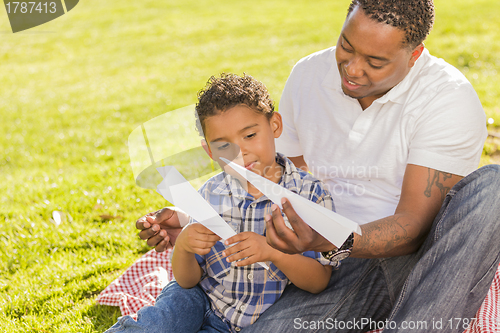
[247,161,283,199]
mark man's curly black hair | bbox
[348,0,435,48]
[195,73,275,137]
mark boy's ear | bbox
[270,112,283,139]
[201,139,213,159]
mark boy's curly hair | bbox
[195,73,275,137]
[348,0,435,49]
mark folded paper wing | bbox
[156,166,269,269]
[220,158,362,248]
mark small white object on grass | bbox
[51,211,65,226]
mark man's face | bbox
[336,6,421,109]
[203,105,283,184]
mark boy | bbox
[106,73,334,333]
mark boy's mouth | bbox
[244,161,257,170]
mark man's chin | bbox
[341,86,364,99]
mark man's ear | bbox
[270,112,283,139]
[201,139,213,159]
[408,43,424,68]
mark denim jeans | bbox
[241,164,500,333]
[105,281,231,333]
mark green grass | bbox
[1,0,499,331]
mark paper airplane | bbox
[156,166,269,269]
[220,158,361,248]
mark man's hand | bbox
[176,223,221,256]
[223,231,282,266]
[136,207,184,252]
[264,198,334,254]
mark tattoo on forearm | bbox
[356,216,415,257]
[424,169,452,200]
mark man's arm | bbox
[352,164,462,257]
[265,164,463,257]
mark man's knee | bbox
[478,163,500,181]
[458,164,500,201]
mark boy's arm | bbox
[172,223,221,289]
[171,246,204,289]
[223,232,332,294]
[273,252,332,294]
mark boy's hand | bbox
[223,232,280,267]
[177,223,221,256]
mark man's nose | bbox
[345,56,363,78]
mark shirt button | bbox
[235,328,241,332]
[240,304,247,311]
[247,273,253,280]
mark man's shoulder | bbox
[393,49,481,115]
[412,49,473,92]
[290,46,337,79]
[295,46,336,68]
[284,46,338,97]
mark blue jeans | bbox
[105,281,231,333]
[241,164,500,333]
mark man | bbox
[138,1,500,331]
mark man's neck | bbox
[358,92,386,110]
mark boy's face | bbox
[202,104,283,184]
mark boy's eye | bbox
[217,143,230,150]
[245,133,256,139]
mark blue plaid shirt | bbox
[191,153,334,332]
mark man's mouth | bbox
[342,75,363,91]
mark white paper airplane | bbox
[156,166,269,269]
[220,158,362,248]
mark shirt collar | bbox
[374,49,428,105]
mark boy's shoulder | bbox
[278,153,334,210]
[277,153,329,194]
[197,171,228,195]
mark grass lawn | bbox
[1,0,499,331]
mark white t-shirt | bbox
[276,47,487,224]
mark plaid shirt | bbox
[190,153,335,332]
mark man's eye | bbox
[368,63,383,69]
[341,42,353,53]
